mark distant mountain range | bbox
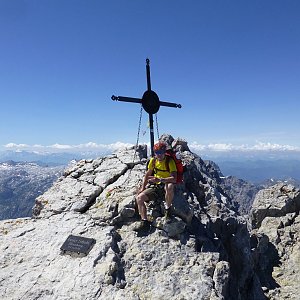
[214,159,300,184]
[0,150,105,220]
[0,150,108,166]
[0,161,64,220]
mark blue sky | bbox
[1,0,300,154]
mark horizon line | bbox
[2,141,300,153]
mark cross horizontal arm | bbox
[111,95,142,104]
[160,101,182,109]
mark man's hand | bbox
[148,176,162,184]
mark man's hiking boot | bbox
[133,220,151,232]
[164,207,172,222]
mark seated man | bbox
[135,142,177,231]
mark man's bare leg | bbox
[136,192,149,220]
[165,183,174,209]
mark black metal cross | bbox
[111,58,182,157]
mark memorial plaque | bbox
[60,235,96,256]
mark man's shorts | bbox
[143,184,165,203]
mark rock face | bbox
[250,183,300,300]
[221,175,260,215]
[202,160,260,215]
[1,134,294,300]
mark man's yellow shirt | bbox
[148,157,177,178]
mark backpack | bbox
[151,149,184,184]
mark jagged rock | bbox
[172,185,194,224]
[0,214,117,299]
[211,261,230,300]
[221,175,260,215]
[154,216,186,238]
[1,135,267,299]
[251,183,300,228]
[250,183,300,300]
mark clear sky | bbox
[1,0,300,154]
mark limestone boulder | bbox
[250,183,300,300]
[251,183,300,229]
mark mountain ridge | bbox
[0,135,299,299]
[0,161,64,220]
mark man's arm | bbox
[148,171,177,184]
[160,171,177,184]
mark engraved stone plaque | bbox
[60,235,96,256]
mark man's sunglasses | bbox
[155,150,165,155]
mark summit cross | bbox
[111,58,182,157]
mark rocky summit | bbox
[0,134,299,300]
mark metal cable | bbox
[155,113,160,140]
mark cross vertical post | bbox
[146,58,151,91]
[145,59,155,157]
[111,59,182,157]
